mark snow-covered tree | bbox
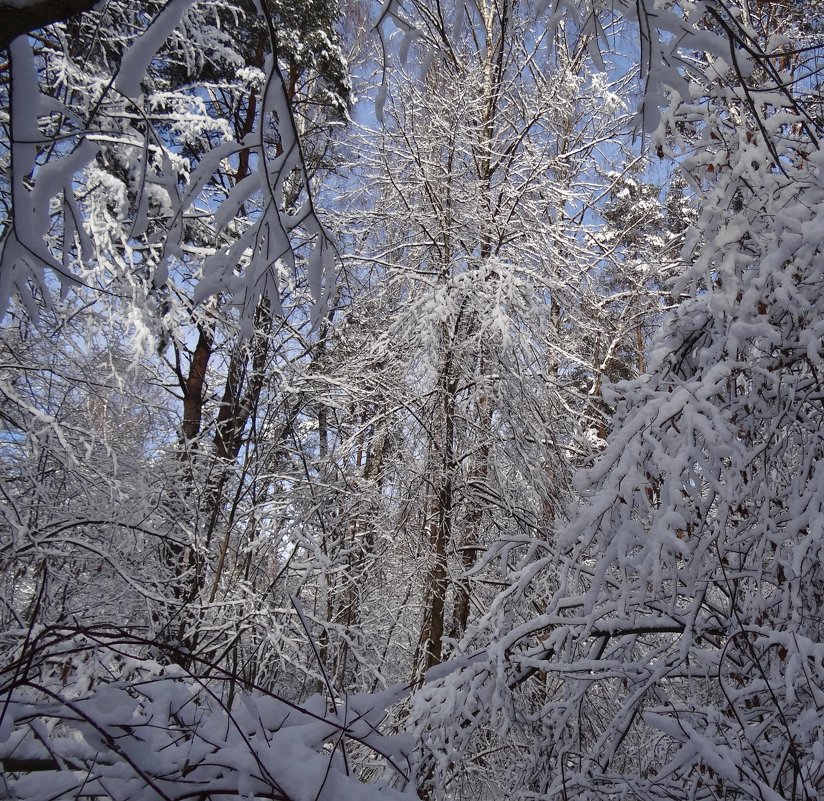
[0,0,343,325]
[341,0,639,690]
[403,1,824,799]
[5,1,824,800]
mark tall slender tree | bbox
[337,0,668,710]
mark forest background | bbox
[1,0,824,799]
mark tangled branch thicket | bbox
[2,0,824,799]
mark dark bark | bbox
[414,353,457,681]
[180,325,213,446]
[0,0,98,50]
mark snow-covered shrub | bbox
[0,626,414,801]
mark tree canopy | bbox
[2,1,824,800]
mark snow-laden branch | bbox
[0,0,338,330]
[0,628,416,801]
